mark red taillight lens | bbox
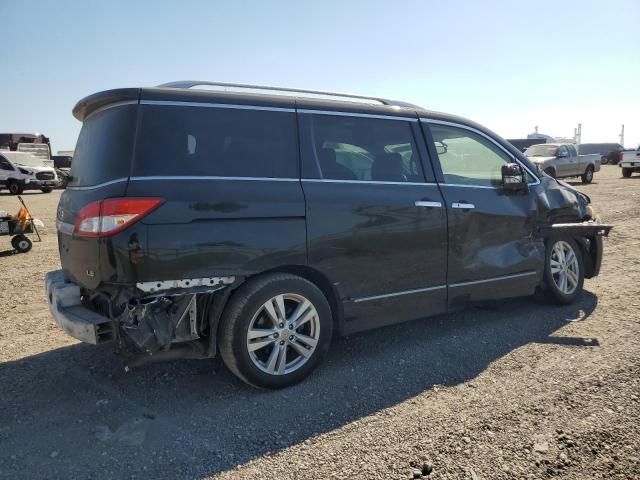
[617,151,623,162]
[74,198,164,237]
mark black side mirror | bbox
[501,163,527,191]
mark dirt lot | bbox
[0,166,638,480]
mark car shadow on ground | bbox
[0,292,598,479]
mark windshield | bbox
[525,144,558,157]
[3,152,45,167]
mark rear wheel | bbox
[581,165,594,184]
[41,187,53,193]
[622,168,632,178]
[7,180,23,195]
[541,237,584,304]
[12,235,32,253]
[600,156,608,165]
[218,273,333,389]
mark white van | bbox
[0,151,59,194]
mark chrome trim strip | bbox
[85,100,138,121]
[449,271,537,288]
[353,284,446,303]
[415,201,442,208]
[56,220,74,235]
[302,179,437,186]
[452,202,475,209]
[140,100,295,112]
[421,118,541,186]
[129,176,298,182]
[66,177,129,191]
[298,109,418,122]
[440,183,498,190]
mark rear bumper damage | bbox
[45,270,236,362]
[45,270,116,344]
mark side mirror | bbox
[557,150,568,158]
[501,163,527,191]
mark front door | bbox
[423,120,543,307]
[299,110,448,334]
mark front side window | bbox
[134,105,298,179]
[429,124,514,187]
[0,157,14,171]
[302,114,424,182]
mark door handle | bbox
[415,201,442,208]
[452,202,475,209]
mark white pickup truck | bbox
[524,143,601,184]
[620,146,640,178]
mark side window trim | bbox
[298,111,432,184]
[421,119,540,187]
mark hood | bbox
[526,156,555,164]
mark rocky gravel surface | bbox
[0,165,638,479]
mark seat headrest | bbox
[372,152,404,181]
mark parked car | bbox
[507,138,545,152]
[45,81,612,389]
[52,155,72,169]
[578,142,624,165]
[524,143,600,183]
[619,146,640,177]
[0,151,59,194]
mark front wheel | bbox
[581,165,594,184]
[41,187,53,193]
[622,168,632,178]
[542,237,584,304]
[7,180,23,195]
[218,273,333,389]
[600,156,608,165]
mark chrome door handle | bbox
[415,201,442,208]
[452,202,475,209]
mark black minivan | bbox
[46,81,611,388]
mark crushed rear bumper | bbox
[45,270,116,344]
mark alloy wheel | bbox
[550,241,580,295]
[246,293,320,375]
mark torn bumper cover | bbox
[540,221,613,278]
[45,270,116,344]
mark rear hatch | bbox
[57,93,139,289]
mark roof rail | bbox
[155,80,419,108]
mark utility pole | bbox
[576,123,582,145]
[619,125,625,147]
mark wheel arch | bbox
[209,265,344,357]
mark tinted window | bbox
[0,157,14,171]
[70,105,137,186]
[134,105,298,178]
[430,124,514,187]
[301,113,423,182]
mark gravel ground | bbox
[0,166,638,480]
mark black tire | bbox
[218,273,333,389]
[7,180,23,195]
[600,156,608,165]
[544,167,556,178]
[41,187,53,193]
[581,165,594,184]
[622,168,632,178]
[541,237,584,305]
[12,235,32,253]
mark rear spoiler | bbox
[72,88,141,121]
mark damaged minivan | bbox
[46,81,612,388]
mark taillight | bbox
[617,151,623,163]
[74,198,164,237]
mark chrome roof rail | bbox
[156,80,419,108]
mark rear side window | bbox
[70,105,137,186]
[133,105,298,178]
[300,113,424,182]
